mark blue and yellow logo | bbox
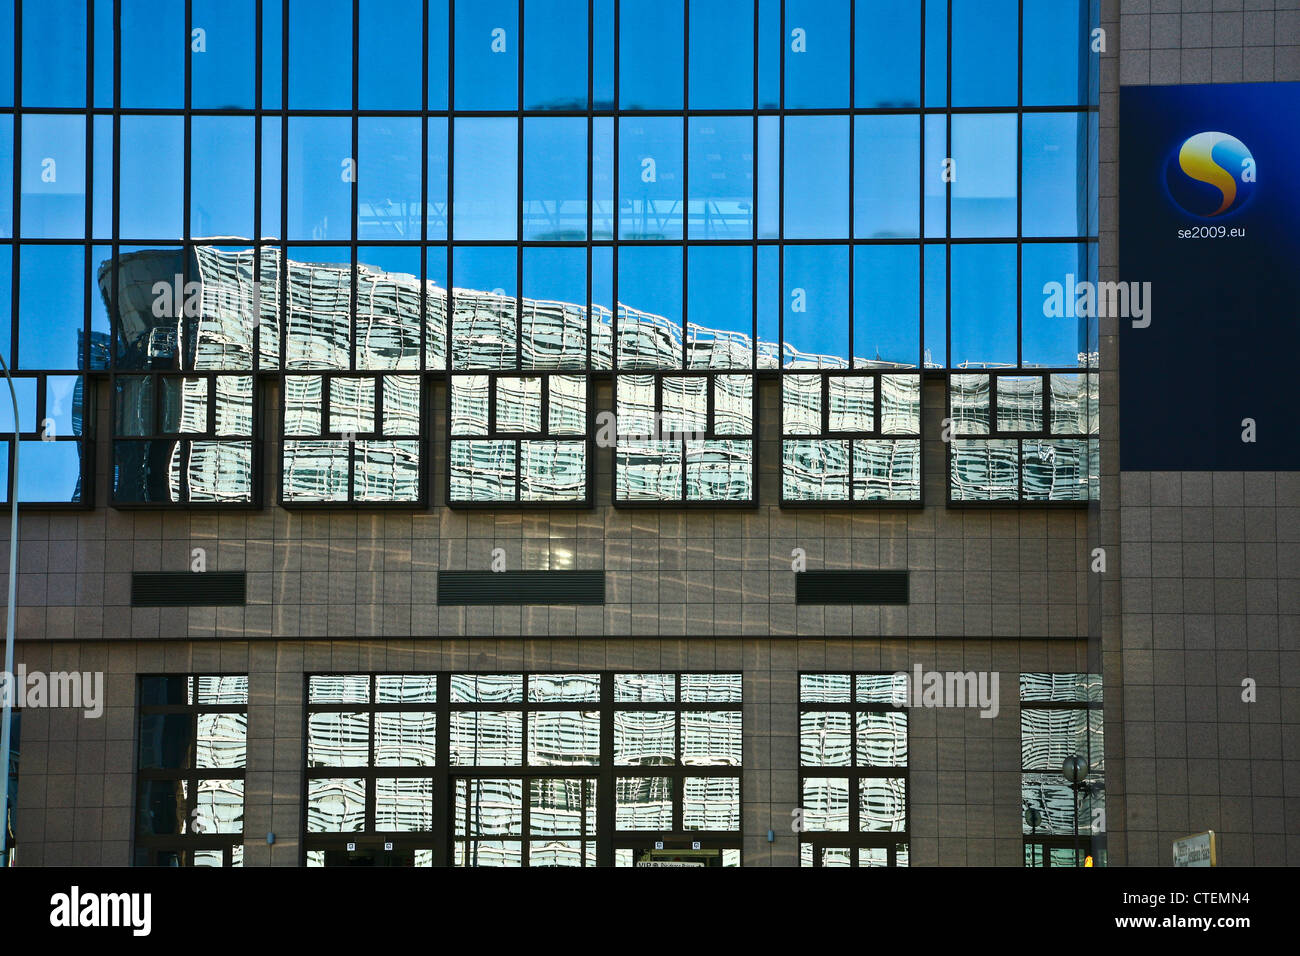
[1166,132,1256,217]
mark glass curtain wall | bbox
[0,0,1098,506]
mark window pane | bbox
[1023,113,1090,238]
[191,117,255,240]
[288,118,354,241]
[454,118,519,241]
[687,246,752,369]
[950,244,1016,368]
[21,114,86,239]
[289,0,352,108]
[120,116,184,239]
[615,776,673,829]
[523,118,587,241]
[0,117,11,237]
[802,777,849,831]
[1022,243,1091,368]
[784,0,850,108]
[22,0,86,107]
[18,245,84,369]
[859,777,907,831]
[455,0,518,109]
[522,247,588,368]
[783,245,849,369]
[951,114,1017,238]
[307,712,370,766]
[359,0,422,108]
[854,115,918,239]
[688,0,752,109]
[614,673,675,702]
[951,0,1016,107]
[375,777,434,831]
[374,712,437,766]
[857,711,908,767]
[524,0,587,109]
[618,246,682,369]
[688,116,752,240]
[358,118,422,240]
[527,711,601,766]
[614,711,675,765]
[682,777,739,830]
[307,778,365,832]
[619,118,683,240]
[854,245,919,369]
[783,116,848,239]
[801,712,851,766]
[122,0,183,107]
[192,0,256,108]
[0,0,9,106]
[1024,0,1091,107]
[619,0,683,109]
[283,247,352,372]
[449,711,523,766]
[428,0,449,109]
[855,0,919,108]
[452,245,516,369]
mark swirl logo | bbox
[1166,131,1256,217]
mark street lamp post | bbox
[0,350,19,867]
[1023,803,1043,866]
[1062,754,1091,868]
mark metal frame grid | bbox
[797,671,910,867]
[300,670,742,867]
[1,0,1099,510]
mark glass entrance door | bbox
[307,840,435,867]
[615,839,740,867]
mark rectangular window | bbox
[799,674,909,867]
[135,675,248,867]
[781,373,922,504]
[615,374,754,504]
[948,372,1098,503]
[1020,673,1103,867]
[304,673,741,867]
[281,373,423,505]
[448,374,589,505]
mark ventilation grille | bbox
[795,570,909,605]
[437,571,605,605]
[132,572,247,607]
